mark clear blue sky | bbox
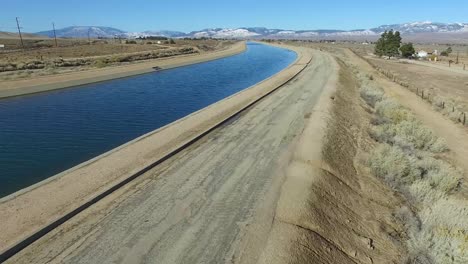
[1,0,467,33]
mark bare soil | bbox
[366,57,468,113]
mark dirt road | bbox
[7,50,337,263]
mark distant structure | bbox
[417,50,428,58]
[416,50,439,61]
[0,44,4,49]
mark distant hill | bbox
[0,31,47,39]
[24,22,468,43]
[36,26,126,38]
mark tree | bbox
[374,30,402,58]
[374,31,387,57]
[441,47,453,57]
[386,30,401,57]
[400,43,415,57]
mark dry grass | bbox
[359,74,466,263]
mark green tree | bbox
[441,47,453,57]
[374,30,402,58]
[374,31,387,57]
[400,43,415,57]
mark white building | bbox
[417,50,428,58]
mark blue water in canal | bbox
[0,42,296,197]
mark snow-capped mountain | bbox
[371,21,468,34]
[36,26,126,38]
[190,28,261,38]
[34,22,468,40]
[123,30,186,39]
[183,22,468,39]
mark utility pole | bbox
[88,28,91,44]
[16,17,25,49]
[52,22,58,47]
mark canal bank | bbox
[0,41,246,99]
[0,43,312,260]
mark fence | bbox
[349,49,467,127]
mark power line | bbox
[15,17,25,49]
[52,22,58,47]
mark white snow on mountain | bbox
[35,22,468,40]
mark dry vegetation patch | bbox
[359,71,467,263]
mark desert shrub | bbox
[362,74,467,264]
[424,159,462,193]
[371,120,447,153]
[405,252,434,264]
[375,98,414,124]
[409,199,468,264]
[393,121,446,152]
[94,58,108,68]
[407,179,447,207]
[125,40,137,44]
[368,145,419,187]
[394,206,421,236]
[360,85,384,107]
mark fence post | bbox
[464,113,466,125]
[422,90,424,99]
[442,102,445,109]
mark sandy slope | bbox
[5,49,336,263]
[0,41,246,98]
